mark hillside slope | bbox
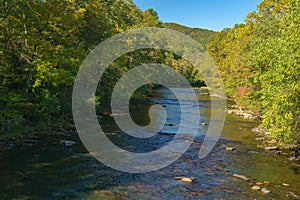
[163,22,216,49]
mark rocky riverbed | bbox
[0,88,299,199]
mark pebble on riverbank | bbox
[227,106,259,120]
[255,137,265,141]
[264,146,279,151]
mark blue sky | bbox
[133,0,261,31]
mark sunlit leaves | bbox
[208,0,299,142]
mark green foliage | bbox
[208,0,300,142]
[0,0,161,138]
[163,23,216,49]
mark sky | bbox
[133,0,262,31]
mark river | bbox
[0,88,299,199]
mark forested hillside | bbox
[1,0,299,144]
[1,0,161,137]
[1,0,204,138]
[208,0,300,142]
[163,22,216,49]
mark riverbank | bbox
[226,104,300,162]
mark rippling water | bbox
[0,88,299,199]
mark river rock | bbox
[275,150,283,155]
[255,137,265,141]
[288,157,296,161]
[225,147,235,151]
[233,174,250,181]
[61,140,77,147]
[289,191,300,199]
[174,176,184,180]
[264,146,279,151]
[24,139,40,144]
[8,143,15,148]
[251,186,261,191]
[261,188,271,194]
[263,181,270,185]
[266,139,277,144]
[180,177,193,183]
[252,127,266,134]
[282,144,298,150]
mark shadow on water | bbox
[0,88,299,199]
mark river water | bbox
[0,88,299,199]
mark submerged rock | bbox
[288,157,297,161]
[233,174,250,181]
[8,143,15,148]
[23,139,40,144]
[61,140,77,147]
